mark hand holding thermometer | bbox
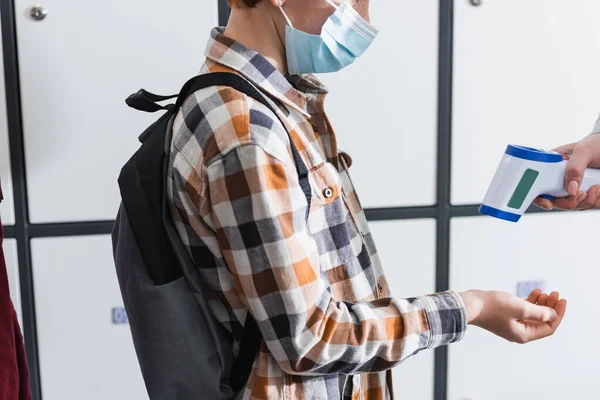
[479,145,600,222]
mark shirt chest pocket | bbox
[310,162,340,205]
[306,162,364,272]
[307,162,343,233]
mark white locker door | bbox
[452,0,600,205]
[15,0,217,223]
[322,0,438,208]
[31,235,147,400]
[369,219,436,400]
[449,213,600,400]
[2,238,22,327]
[0,19,15,226]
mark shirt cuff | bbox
[414,291,468,350]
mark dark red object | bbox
[0,183,31,400]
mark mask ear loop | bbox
[280,0,339,28]
[324,0,340,9]
[278,6,294,28]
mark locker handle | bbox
[30,5,48,21]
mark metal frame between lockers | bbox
[0,1,562,399]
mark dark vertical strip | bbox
[434,1,454,400]
[0,2,42,399]
[218,0,231,26]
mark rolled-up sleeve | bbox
[201,142,467,376]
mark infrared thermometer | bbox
[479,144,600,222]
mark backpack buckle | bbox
[126,89,177,113]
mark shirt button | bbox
[323,187,334,199]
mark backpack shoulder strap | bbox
[128,72,312,216]
[179,73,312,216]
[177,73,312,392]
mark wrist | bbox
[459,290,485,325]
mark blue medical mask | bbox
[279,0,378,75]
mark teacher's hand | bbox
[534,134,600,211]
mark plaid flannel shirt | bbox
[167,28,468,400]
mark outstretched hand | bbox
[517,289,568,342]
[460,289,567,344]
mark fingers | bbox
[533,197,554,210]
[546,291,560,309]
[534,185,600,211]
[550,192,587,210]
[565,145,593,196]
[578,186,600,210]
[595,193,600,209]
[536,293,549,307]
[548,299,568,331]
[551,187,600,211]
[552,142,577,156]
[520,301,557,322]
[526,289,542,304]
[537,138,600,211]
[594,196,600,210]
[516,293,567,343]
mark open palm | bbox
[518,289,568,342]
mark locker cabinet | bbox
[323,0,438,208]
[2,238,22,327]
[0,23,15,226]
[15,0,217,223]
[452,0,600,205]
[448,213,600,400]
[369,219,436,400]
[31,235,147,400]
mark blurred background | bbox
[1,0,600,399]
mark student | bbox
[535,114,600,210]
[166,0,567,398]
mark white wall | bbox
[8,1,218,398]
[323,0,439,208]
[2,238,21,326]
[0,17,15,226]
[370,219,436,400]
[449,213,600,400]
[449,2,600,398]
[0,14,20,332]
[32,235,147,400]
[15,0,217,223]
[452,0,600,205]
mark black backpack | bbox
[111,72,312,399]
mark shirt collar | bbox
[204,28,329,119]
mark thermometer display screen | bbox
[508,168,539,209]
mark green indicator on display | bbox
[508,168,539,209]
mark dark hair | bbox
[228,0,262,7]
